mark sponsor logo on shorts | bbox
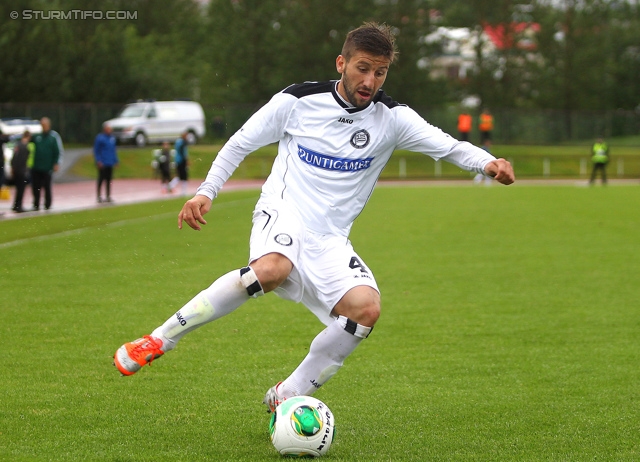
[353,273,372,280]
[274,233,293,246]
[297,144,373,172]
[350,129,370,149]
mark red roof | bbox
[483,22,541,50]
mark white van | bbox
[105,100,206,147]
[0,117,43,137]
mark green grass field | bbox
[1,185,639,460]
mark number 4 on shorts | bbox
[349,256,368,273]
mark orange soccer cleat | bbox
[113,335,164,376]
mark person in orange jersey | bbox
[479,109,494,149]
[457,112,472,142]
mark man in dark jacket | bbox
[169,131,189,195]
[30,117,60,211]
[93,124,119,203]
[12,131,33,213]
[0,132,9,192]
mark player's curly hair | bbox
[341,22,398,63]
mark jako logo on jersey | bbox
[274,233,293,246]
[297,145,373,172]
[338,117,353,124]
[350,129,370,149]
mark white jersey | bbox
[197,81,495,237]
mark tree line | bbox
[1,0,639,113]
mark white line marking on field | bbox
[0,199,255,250]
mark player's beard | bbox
[340,70,373,109]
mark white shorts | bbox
[248,199,379,326]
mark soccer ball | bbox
[269,396,335,457]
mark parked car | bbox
[2,134,23,185]
[104,100,206,147]
[0,117,42,137]
[1,119,42,186]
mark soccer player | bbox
[114,22,515,412]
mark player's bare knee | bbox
[344,299,379,327]
[332,286,380,327]
[359,302,381,327]
[249,253,293,293]
[255,267,287,292]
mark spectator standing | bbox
[479,109,494,149]
[30,117,60,211]
[589,137,609,185]
[11,131,34,213]
[457,112,472,142]
[0,132,10,208]
[169,131,189,195]
[158,141,172,193]
[0,132,8,192]
[51,129,65,169]
[94,124,119,203]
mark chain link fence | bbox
[1,102,638,146]
[414,106,640,145]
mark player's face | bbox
[336,52,390,109]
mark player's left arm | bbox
[484,158,515,185]
[394,108,514,185]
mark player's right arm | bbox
[180,91,295,231]
[194,92,296,201]
[178,194,212,231]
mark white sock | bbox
[279,316,372,397]
[151,269,253,351]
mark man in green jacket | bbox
[30,117,60,210]
[589,137,609,185]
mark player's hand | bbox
[178,195,212,230]
[484,158,515,185]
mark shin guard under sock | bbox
[152,267,263,350]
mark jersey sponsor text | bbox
[297,145,373,172]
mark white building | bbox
[420,23,540,81]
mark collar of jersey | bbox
[331,81,381,115]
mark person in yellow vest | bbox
[589,137,609,185]
[457,112,472,142]
[479,109,494,149]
